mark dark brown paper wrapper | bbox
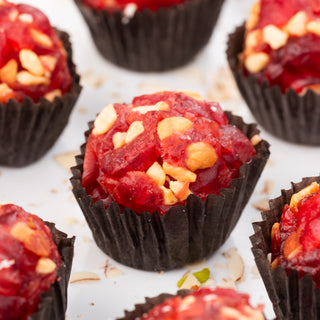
[226,25,320,145]
[29,222,75,320]
[0,29,82,167]
[250,176,320,320]
[70,111,270,271]
[74,0,224,72]
[118,290,191,320]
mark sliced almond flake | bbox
[70,271,101,284]
[63,217,79,225]
[223,248,244,282]
[261,180,274,195]
[54,151,77,172]
[253,199,270,211]
[179,273,200,290]
[108,267,123,278]
[221,277,237,289]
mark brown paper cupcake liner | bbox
[0,29,82,167]
[117,290,191,320]
[226,24,320,145]
[74,0,224,72]
[250,176,320,320]
[29,222,75,320]
[70,112,270,271]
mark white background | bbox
[1,0,320,319]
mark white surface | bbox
[2,0,320,319]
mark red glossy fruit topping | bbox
[271,183,320,287]
[81,0,189,12]
[140,288,264,320]
[0,203,62,320]
[242,0,320,93]
[0,0,71,103]
[82,91,256,215]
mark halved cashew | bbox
[0,59,18,83]
[44,89,62,101]
[285,11,307,36]
[19,49,44,76]
[263,25,288,50]
[132,101,170,114]
[244,30,261,53]
[244,52,270,73]
[169,181,191,200]
[30,28,53,47]
[283,232,302,260]
[10,222,34,242]
[125,121,144,144]
[246,1,261,30]
[146,162,166,186]
[307,20,320,36]
[290,182,319,210]
[18,13,34,23]
[186,141,217,172]
[160,186,178,205]
[36,257,57,274]
[39,55,57,72]
[112,132,127,149]
[162,162,197,182]
[17,71,48,86]
[93,104,117,136]
[178,90,203,101]
[157,117,193,140]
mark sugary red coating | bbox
[271,190,320,287]
[81,0,189,12]
[82,92,256,215]
[243,0,320,93]
[140,288,264,320]
[0,204,62,320]
[0,0,71,103]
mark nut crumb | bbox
[50,189,58,194]
[83,71,105,88]
[252,199,270,211]
[261,180,274,195]
[104,260,109,278]
[54,151,77,172]
[108,267,123,278]
[78,107,87,114]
